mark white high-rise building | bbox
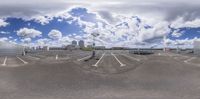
[194,40,200,56]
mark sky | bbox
[0,0,200,48]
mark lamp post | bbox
[91,32,100,57]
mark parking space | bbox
[184,57,200,67]
[1,49,200,99]
[0,56,6,66]
[96,53,122,73]
[2,56,27,67]
[74,50,146,74]
[1,50,198,69]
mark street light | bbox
[91,32,100,57]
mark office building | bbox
[72,40,77,46]
[78,40,85,48]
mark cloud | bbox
[16,28,42,38]
[0,37,8,42]
[0,31,10,34]
[48,29,62,40]
[36,38,50,46]
[171,17,200,29]
[0,19,9,27]
[72,12,171,47]
[171,29,183,38]
[1,1,200,47]
[21,38,31,43]
[0,37,17,46]
[0,0,199,22]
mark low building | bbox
[112,47,125,50]
[49,47,65,50]
[87,45,93,48]
[95,46,106,50]
[66,45,79,50]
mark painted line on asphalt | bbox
[111,53,126,67]
[184,57,196,63]
[121,54,140,61]
[16,56,28,64]
[92,53,105,67]
[56,55,58,60]
[2,56,7,66]
[77,55,91,61]
[27,55,40,60]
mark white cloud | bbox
[17,28,42,38]
[73,13,171,47]
[171,17,200,29]
[1,1,200,47]
[0,37,8,42]
[0,37,17,46]
[0,0,200,22]
[171,29,183,38]
[48,29,62,40]
[0,19,9,27]
[21,38,31,43]
[33,16,53,25]
[36,38,50,46]
[0,31,10,34]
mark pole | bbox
[92,35,95,57]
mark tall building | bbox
[194,40,200,56]
[78,40,85,48]
[72,40,77,46]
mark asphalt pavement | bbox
[0,50,200,99]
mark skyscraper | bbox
[79,40,85,48]
[72,40,77,46]
[194,40,200,56]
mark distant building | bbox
[49,47,65,50]
[43,46,49,51]
[78,40,85,48]
[66,44,79,50]
[95,46,106,50]
[112,47,125,50]
[72,40,77,46]
[194,40,200,56]
[36,46,42,50]
[87,45,93,48]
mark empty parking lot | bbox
[0,50,200,99]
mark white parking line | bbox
[184,57,196,63]
[121,54,140,61]
[27,55,40,60]
[111,53,126,67]
[92,53,105,67]
[2,56,7,66]
[77,55,91,61]
[16,56,28,64]
[56,55,58,60]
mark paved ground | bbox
[0,50,200,99]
